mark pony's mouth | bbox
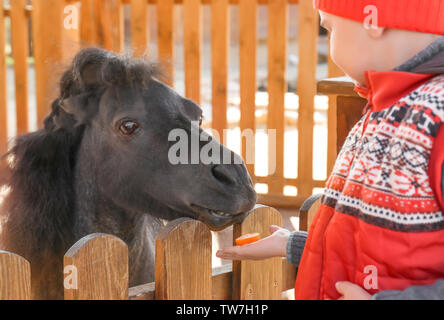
[190,204,247,231]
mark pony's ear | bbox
[76,62,103,88]
[180,97,203,123]
[71,47,111,89]
[58,92,97,127]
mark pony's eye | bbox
[119,120,139,135]
[199,116,203,126]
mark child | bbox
[217,0,444,300]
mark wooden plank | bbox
[62,2,81,63]
[64,233,129,300]
[0,0,7,155]
[211,0,229,140]
[129,282,155,300]
[336,95,367,152]
[318,76,359,97]
[97,0,124,52]
[296,0,318,198]
[128,259,296,300]
[239,0,257,177]
[80,0,100,47]
[232,205,283,300]
[157,0,174,86]
[0,251,31,300]
[183,0,202,104]
[32,0,64,128]
[281,258,296,292]
[267,0,287,194]
[299,194,322,231]
[10,0,29,135]
[211,263,232,300]
[155,218,212,300]
[131,0,148,57]
[326,55,345,175]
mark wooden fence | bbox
[0,205,304,300]
[0,0,342,208]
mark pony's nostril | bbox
[211,165,236,185]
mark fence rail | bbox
[0,0,338,208]
[0,205,301,300]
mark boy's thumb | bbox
[269,225,281,234]
[335,281,348,294]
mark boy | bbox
[217,0,444,299]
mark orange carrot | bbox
[235,233,260,246]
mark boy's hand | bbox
[215,225,290,260]
[335,281,372,300]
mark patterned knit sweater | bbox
[287,37,444,300]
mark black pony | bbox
[0,48,256,299]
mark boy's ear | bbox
[366,26,385,40]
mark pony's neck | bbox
[72,148,163,285]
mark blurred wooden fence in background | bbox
[0,0,344,209]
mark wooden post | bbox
[326,51,344,175]
[211,0,229,140]
[155,218,212,300]
[10,0,29,134]
[131,0,148,57]
[64,233,129,300]
[317,77,367,155]
[0,251,31,300]
[157,0,174,87]
[61,2,81,63]
[239,0,257,179]
[0,0,7,155]
[267,0,287,195]
[32,0,64,128]
[232,205,283,300]
[80,0,100,47]
[97,0,124,53]
[183,0,202,104]
[297,0,319,198]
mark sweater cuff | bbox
[286,231,308,267]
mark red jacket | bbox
[294,70,444,300]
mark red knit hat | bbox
[314,0,444,35]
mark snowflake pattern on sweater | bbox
[323,75,444,232]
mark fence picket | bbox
[267,0,288,194]
[155,218,212,300]
[97,0,124,52]
[80,0,100,46]
[183,0,202,104]
[32,0,64,128]
[0,251,31,300]
[297,0,319,198]
[64,233,129,300]
[211,0,229,140]
[232,205,283,299]
[131,0,148,57]
[157,0,174,87]
[10,0,29,134]
[0,0,6,155]
[239,0,257,178]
